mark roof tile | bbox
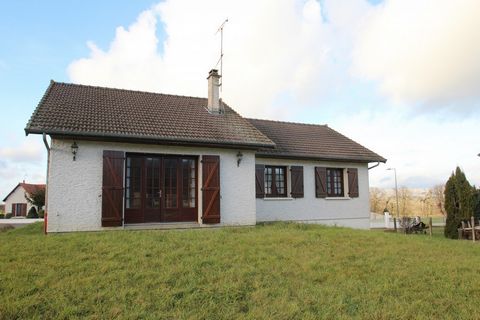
[247,118,386,163]
[25,82,275,148]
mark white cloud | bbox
[0,138,46,199]
[68,0,353,118]
[353,0,480,108]
[333,110,480,189]
[0,139,43,163]
[65,0,480,189]
[68,0,480,113]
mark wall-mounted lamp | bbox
[71,141,78,161]
[236,151,243,167]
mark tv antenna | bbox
[215,18,228,92]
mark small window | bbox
[265,166,287,197]
[326,168,344,197]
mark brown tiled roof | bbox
[25,81,275,148]
[247,118,386,163]
[3,183,46,202]
[20,183,46,195]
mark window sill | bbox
[325,197,351,200]
[262,197,294,201]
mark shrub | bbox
[38,210,45,219]
[0,213,4,219]
[27,207,38,219]
[5,213,12,219]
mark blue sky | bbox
[1,0,479,198]
[0,1,156,195]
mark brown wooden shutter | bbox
[21,204,27,216]
[202,155,220,224]
[102,150,125,227]
[348,168,359,198]
[290,166,304,198]
[315,167,327,198]
[12,204,16,216]
[255,164,265,198]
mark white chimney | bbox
[207,69,221,113]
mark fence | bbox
[370,213,445,229]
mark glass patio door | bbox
[124,154,197,224]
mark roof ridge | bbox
[51,80,210,101]
[20,182,46,186]
[247,117,328,127]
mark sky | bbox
[0,0,479,198]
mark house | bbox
[3,182,46,217]
[25,69,385,233]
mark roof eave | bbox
[3,183,21,202]
[26,129,276,150]
[255,152,387,163]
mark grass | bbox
[1,222,480,319]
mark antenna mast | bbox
[215,18,228,92]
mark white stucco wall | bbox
[255,158,371,229]
[4,186,34,216]
[47,139,256,232]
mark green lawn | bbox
[1,222,479,319]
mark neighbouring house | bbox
[0,204,4,214]
[3,182,46,217]
[25,69,385,233]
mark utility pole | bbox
[387,168,400,218]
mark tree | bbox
[444,167,475,239]
[474,188,480,219]
[420,189,433,216]
[25,189,45,212]
[444,173,459,238]
[398,187,412,216]
[431,184,446,216]
[454,167,475,220]
[369,187,385,214]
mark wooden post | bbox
[429,217,433,237]
[472,216,476,243]
[393,218,397,232]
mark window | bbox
[326,168,344,197]
[265,166,287,197]
[125,157,142,209]
[182,158,196,208]
[12,203,26,216]
[164,158,178,208]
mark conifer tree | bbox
[444,172,459,238]
[444,167,476,239]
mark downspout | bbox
[42,133,50,151]
[42,133,50,235]
[368,162,380,170]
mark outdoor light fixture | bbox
[236,151,243,167]
[71,141,78,161]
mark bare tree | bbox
[398,187,412,216]
[431,184,446,216]
[420,189,434,216]
[369,188,385,214]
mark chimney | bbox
[207,69,221,113]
